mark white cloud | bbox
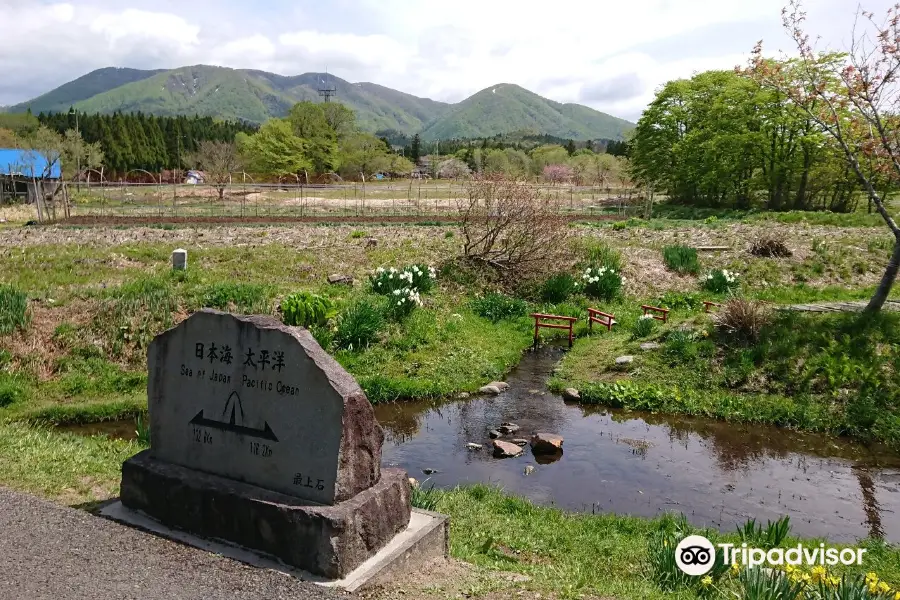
[1,0,896,124]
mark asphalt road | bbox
[0,487,348,600]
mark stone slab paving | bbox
[0,487,348,600]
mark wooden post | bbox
[63,182,70,219]
[31,175,43,223]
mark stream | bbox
[61,343,900,542]
[374,343,900,543]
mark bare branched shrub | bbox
[457,175,570,278]
[750,235,793,258]
[715,299,772,343]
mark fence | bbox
[29,179,648,222]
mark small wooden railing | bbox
[530,313,577,347]
[703,301,723,313]
[641,304,670,323]
[587,308,616,332]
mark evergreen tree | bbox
[566,139,576,155]
[411,134,421,163]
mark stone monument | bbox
[120,309,412,579]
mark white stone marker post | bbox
[172,248,187,270]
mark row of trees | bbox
[34,112,257,175]
[395,131,627,162]
[429,145,630,186]
[629,69,870,212]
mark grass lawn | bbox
[1,216,900,600]
[550,304,900,449]
[412,485,900,600]
[0,224,541,426]
[0,418,897,600]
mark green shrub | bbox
[471,292,528,322]
[410,482,441,511]
[736,566,805,600]
[664,329,698,363]
[702,269,740,294]
[581,240,622,270]
[647,531,696,592]
[385,288,422,321]
[201,282,273,313]
[578,266,622,300]
[655,291,702,310]
[334,298,384,350]
[631,315,657,339]
[0,285,29,335]
[0,374,28,407]
[96,276,178,356]
[370,265,436,295]
[736,516,791,549]
[662,245,700,275]
[280,292,335,328]
[308,323,334,350]
[540,273,577,303]
[350,230,367,239]
[135,414,151,446]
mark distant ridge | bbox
[10,66,634,140]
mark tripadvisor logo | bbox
[675,535,866,576]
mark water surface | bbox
[375,344,900,542]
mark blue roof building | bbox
[0,148,62,179]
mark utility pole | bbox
[69,108,80,187]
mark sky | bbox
[0,0,893,121]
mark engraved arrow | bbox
[188,391,278,441]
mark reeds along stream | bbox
[374,343,900,543]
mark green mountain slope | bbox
[72,66,451,132]
[421,83,633,141]
[14,67,632,140]
[75,66,294,123]
[7,67,165,114]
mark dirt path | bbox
[0,487,346,600]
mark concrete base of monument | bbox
[100,501,448,592]
[115,450,440,583]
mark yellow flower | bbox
[866,572,880,585]
[827,576,840,587]
[730,563,740,576]
[893,591,900,600]
[810,566,827,583]
[785,565,796,574]
[878,581,891,593]
[700,576,713,587]
[800,573,811,584]
[869,583,880,595]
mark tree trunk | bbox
[866,235,900,312]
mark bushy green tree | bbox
[287,103,339,173]
[237,119,311,176]
[529,144,570,175]
[338,133,393,179]
[629,69,857,211]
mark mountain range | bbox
[5,65,634,141]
